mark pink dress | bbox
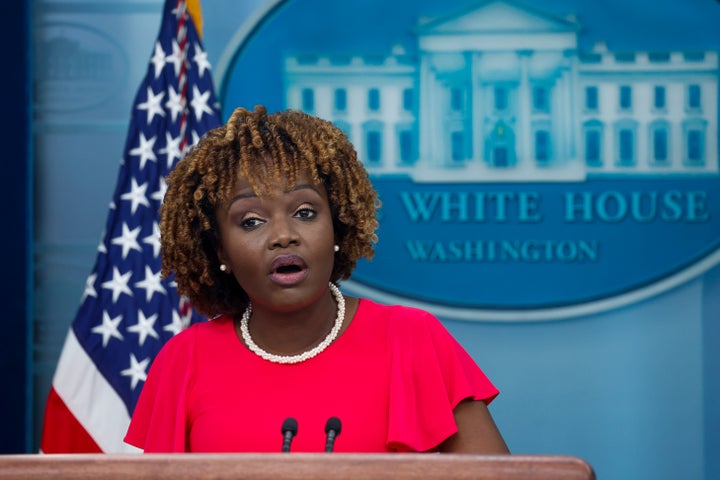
[124,298,499,452]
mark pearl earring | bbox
[334,245,340,252]
[220,264,228,272]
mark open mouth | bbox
[269,255,309,286]
[275,264,302,274]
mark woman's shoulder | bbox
[157,315,234,356]
[357,297,439,331]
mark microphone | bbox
[281,417,298,452]
[324,416,342,452]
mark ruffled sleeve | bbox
[386,307,499,452]
[124,326,197,452]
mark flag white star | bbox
[128,132,158,170]
[189,130,200,149]
[81,273,98,303]
[165,85,185,123]
[136,86,166,124]
[97,231,107,254]
[101,267,133,303]
[150,42,167,79]
[121,354,150,390]
[110,222,142,259]
[171,4,186,21]
[91,311,124,347]
[166,39,184,78]
[143,222,162,258]
[193,42,211,77]
[127,310,160,346]
[120,178,151,215]
[151,177,168,204]
[163,309,187,336]
[190,85,213,120]
[159,131,183,169]
[134,265,167,302]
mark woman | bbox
[124,105,509,454]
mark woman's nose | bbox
[269,217,299,249]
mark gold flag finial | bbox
[186,0,204,39]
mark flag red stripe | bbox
[40,387,102,453]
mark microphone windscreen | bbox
[282,417,298,435]
[324,416,342,435]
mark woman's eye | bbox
[240,217,264,229]
[295,207,317,219]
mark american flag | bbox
[40,0,221,453]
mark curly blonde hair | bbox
[160,105,379,317]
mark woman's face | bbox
[214,169,336,312]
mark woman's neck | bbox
[239,290,343,356]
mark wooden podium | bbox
[0,453,595,479]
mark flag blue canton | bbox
[71,0,221,414]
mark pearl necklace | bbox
[240,282,345,364]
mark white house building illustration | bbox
[283,0,718,182]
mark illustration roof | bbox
[415,0,580,35]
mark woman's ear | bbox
[214,238,228,269]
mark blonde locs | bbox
[160,105,379,318]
